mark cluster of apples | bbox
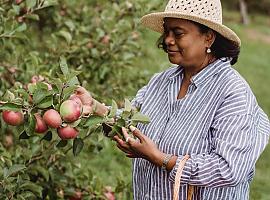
[2,94,83,140]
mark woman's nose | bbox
[164,31,175,46]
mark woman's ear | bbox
[205,30,216,47]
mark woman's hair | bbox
[157,21,240,65]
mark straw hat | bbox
[141,0,241,46]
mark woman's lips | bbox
[167,50,180,55]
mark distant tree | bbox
[239,0,250,25]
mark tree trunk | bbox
[239,0,250,25]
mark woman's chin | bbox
[168,56,182,65]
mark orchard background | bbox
[0,0,270,199]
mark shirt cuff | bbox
[168,155,192,184]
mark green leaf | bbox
[62,85,77,100]
[59,56,69,76]
[25,14,39,21]
[15,89,30,102]
[41,131,52,141]
[18,192,36,199]
[12,5,20,15]
[73,138,84,156]
[16,23,27,32]
[108,100,118,118]
[25,114,35,136]
[84,115,104,127]
[4,164,26,179]
[20,182,43,197]
[67,71,81,80]
[42,0,58,8]
[58,30,72,44]
[26,0,36,8]
[30,166,49,181]
[116,118,125,127]
[19,131,30,140]
[67,76,80,87]
[0,103,22,111]
[69,119,81,128]
[37,95,53,108]
[51,78,63,93]
[27,83,37,94]
[32,90,47,105]
[121,110,131,120]
[124,98,132,112]
[56,140,68,148]
[109,124,122,138]
[131,113,150,124]
[2,90,15,101]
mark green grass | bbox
[84,13,270,199]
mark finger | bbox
[129,125,145,143]
[126,153,136,158]
[114,135,130,148]
[122,127,130,140]
[116,144,132,154]
[113,135,124,144]
[122,127,136,145]
[74,87,93,105]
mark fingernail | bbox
[129,125,136,132]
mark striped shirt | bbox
[131,58,270,200]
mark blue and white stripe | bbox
[131,58,270,200]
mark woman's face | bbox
[163,18,211,68]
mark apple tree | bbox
[0,0,160,199]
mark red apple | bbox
[15,0,23,5]
[34,113,48,133]
[60,100,81,122]
[2,110,24,126]
[68,190,82,200]
[43,109,62,128]
[69,95,83,107]
[57,126,78,140]
[101,35,110,45]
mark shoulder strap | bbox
[173,155,194,200]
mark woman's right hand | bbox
[73,86,109,117]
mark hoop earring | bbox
[206,48,211,54]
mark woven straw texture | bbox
[141,0,241,46]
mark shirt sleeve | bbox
[131,85,148,109]
[131,72,162,109]
[169,92,270,187]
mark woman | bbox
[75,0,270,199]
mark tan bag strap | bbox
[173,155,194,200]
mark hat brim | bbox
[141,12,241,46]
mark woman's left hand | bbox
[113,126,164,166]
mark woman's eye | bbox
[174,32,183,37]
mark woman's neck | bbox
[183,55,216,80]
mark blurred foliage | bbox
[222,0,270,15]
[0,0,164,103]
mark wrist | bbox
[150,151,166,168]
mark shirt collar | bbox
[168,57,231,86]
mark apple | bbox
[68,190,82,200]
[57,126,78,140]
[60,100,81,122]
[69,95,83,107]
[101,35,110,45]
[43,109,62,128]
[34,113,48,133]
[2,110,24,126]
[15,0,23,5]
